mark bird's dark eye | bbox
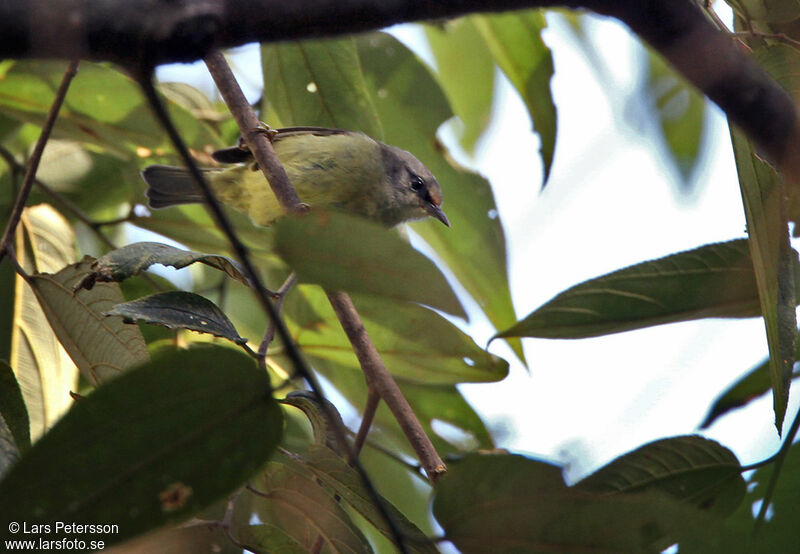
[410,175,424,191]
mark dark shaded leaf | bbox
[472,10,557,183]
[575,435,746,516]
[106,291,247,345]
[679,441,800,553]
[0,361,29,454]
[29,258,150,384]
[700,337,800,429]
[433,452,719,553]
[280,390,346,454]
[497,239,799,339]
[274,211,465,318]
[261,37,383,138]
[0,346,282,548]
[78,241,251,290]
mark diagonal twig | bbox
[0,60,79,262]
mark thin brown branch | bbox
[204,51,305,214]
[0,59,79,261]
[353,389,381,458]
[327,291,446,481]
[258,272,297,368]
[201,51,412,553]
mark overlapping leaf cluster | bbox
[0,4,799,552]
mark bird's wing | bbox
[211,127,354,164]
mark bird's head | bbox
[381,144,450,227]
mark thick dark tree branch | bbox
[3,0,799,191]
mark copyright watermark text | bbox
[5,521,118,551]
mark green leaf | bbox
[0,346,282,548]
[0,361,30,454]
[0,61,221,157]
[575,435,746,516]
[106,291,247,346]
[700,335,800,428]
[237,524,308,554]
[11,205,79,440]
[29,258,150,384]
[79,241,251,289]
[279,390,346,453]
[288,286,504,385]
[472,10,557,183]
[679,441,800,552]
[311,357,494,457]
[730,129,794,432]
[261,37,383,138]
[251,455,373,553]
[497,239,799,339]
[425,18,495,154]
[433,452,719,553]
[356,33,524,363]
[274,211,465,318]
[644,49,707,187]
[298,445,438,553]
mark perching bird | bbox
[141,127,449,228]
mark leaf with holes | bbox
[106,291,247,346]
[29,258,149,385]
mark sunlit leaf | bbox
[575,435,746,516]
[274,211,465,318]
[472,10,557,183]
[425,18,494,154]
[0,346,281,548]
[0,61,221,157]
[106,291,247,345]
[10,205,79,440]
[29,258,150,385]
[261,37,383,138]
[287,285,504,385]
[497,239,794,339]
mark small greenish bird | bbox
[142,127,450,228]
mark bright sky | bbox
[154,6,799,481]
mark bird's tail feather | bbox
[141,165,213,208]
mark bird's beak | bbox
[426,203,450,227]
